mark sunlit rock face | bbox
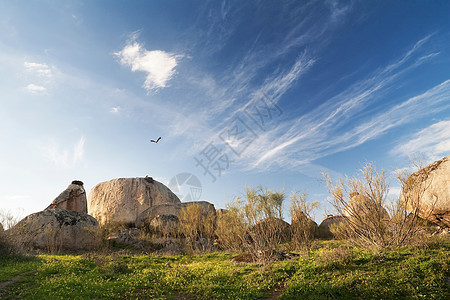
[46,180,87,213]
[87,177,180,226]
[402,156,450,227]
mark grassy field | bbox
[0,239,449,299]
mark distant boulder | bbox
[402,156,450,227]
[136,201,216,228]
[251,217,291,243]
[8,209,100,251]
[344,192,389,219]
[87,177,181,226]
[317,215,346,239]
[46,180,87,213]
[291,212,318,239]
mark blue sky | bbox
[1,0,449,223]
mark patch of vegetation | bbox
[0,238,448,299]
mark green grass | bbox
[1,239,449,299]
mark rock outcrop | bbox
[317,215,346,239]
[136,201,216,228]
[8,209,100,251]
[87,177,181,226]
[46,180,87,213]
[402,156,450,227]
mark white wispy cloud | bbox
[115,41,183,92]
[40,136,86,167]
[110,106,120,113]
[239,36,446,170]
[23,61,54,94]
[392,120,450,162]
[24,61,52,77]
[26,84,47,94]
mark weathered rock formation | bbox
[317,215,346,239]
[87,177,181,226]
[0,223,3,233]
[402,156,450,227]
[8,209,100,251]
[46,180,87,213]
[135,201,216,228]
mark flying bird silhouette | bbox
[151,137,161,143]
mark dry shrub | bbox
[324,162,427,250]
[0,209,23,230]
[178,204,216,253]
[215,208,247,252]
[289,192,319,250]
[217,186,288,263]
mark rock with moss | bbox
[401,156,450,227]
[8,209,101,251]
[87,177,181,226]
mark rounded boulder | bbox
[9,209,100,251]
[87,177,181,226]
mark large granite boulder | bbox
[87,177,181,226]
[136,201,216,228]
[317,215,346,239]
[8,209,100,251]
[46,180,87,213]
[402,156,450,227]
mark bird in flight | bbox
[151,137,161,143]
